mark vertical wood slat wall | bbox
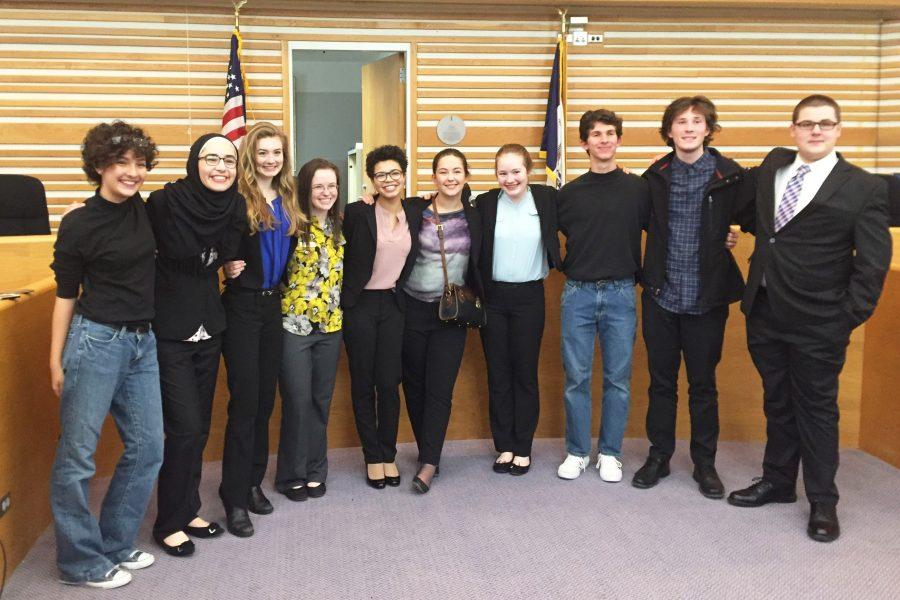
[0,9,896,228]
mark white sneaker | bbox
[557,454,589,479]
[61,567,133,589]
[596,453,623,482]
[119,549,155,570]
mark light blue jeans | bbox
[561,279,637,457]
[51,315,164,583]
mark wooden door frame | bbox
[287,41,412,188]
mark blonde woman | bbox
[219,122,303,536]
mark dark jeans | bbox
[747,289,850,505]
[480,280,545,456]
[154,335,221,539]
[401,294,468,466]
[219,289,282,508]
[276,330,343,488]
[343,290,404,464]
[642,291,728,466]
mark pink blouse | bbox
[364,201,412,290]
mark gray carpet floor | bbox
[5,438,899,599]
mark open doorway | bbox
[289,42,410,207]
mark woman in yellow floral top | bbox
[275,158,344,501]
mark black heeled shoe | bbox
[154,532,195,557]
[366,464,386,489]
[184,521,224,538]
[384,475,401,487]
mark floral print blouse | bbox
[281,217,344,335]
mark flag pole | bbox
[557,8,567,185]
[233,1,251,119]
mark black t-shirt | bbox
[51,192,156,324]
[557,169,650,281]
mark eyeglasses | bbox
[199,154,238,168]
[373,169,404,183]
[794,120,839,131]
[312,183,338,193]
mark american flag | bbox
[222,28,247,145]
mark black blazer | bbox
[741,147,892,329]
[225,221,299,291]
[402,196,484,300]
[642,147,754,308]
[475,184,561,290]
[341,197,421,310]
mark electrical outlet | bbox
[0,492,9,519]
[589,34,604,43]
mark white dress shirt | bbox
[773,150,839,221]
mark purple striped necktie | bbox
[774,164,810,232]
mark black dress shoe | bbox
[692,464,725,499]
[247,486,274,515]
[284,485,308,502]
[307,483,327,499]
[727,479,797,507]
[184,521,224,538]
[153,532,195,557]
[808,503,840,542]
[366,475,386,489]
[384,474,401,487]
[631,456,670,489]
[224,507,254,537]
[411,476,430,494]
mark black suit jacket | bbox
[225,222,299,291]
[741,147,892,329]
[341,197,421,310]
[475,184,561,291]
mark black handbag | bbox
[432,204,486,328]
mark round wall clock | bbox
[436,115,466,145]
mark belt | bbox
[227,286,280,297]
[103,321,151,334]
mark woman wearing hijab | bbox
[148,134,246,555]
[218,123,302,534]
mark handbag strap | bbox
[431,203,451,290]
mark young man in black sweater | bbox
[556,109,650,482]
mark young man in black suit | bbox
[728,95,892,542]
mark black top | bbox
[145,187,246,340]
[341,197,420,311]
[51,192,156,324]
[476,184,561,292]
[557,169,650,281]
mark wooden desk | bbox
[0,234,54,290]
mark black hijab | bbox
[156,133,243,259]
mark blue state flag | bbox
[540,39,565,189]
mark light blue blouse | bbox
[491,188,548,282]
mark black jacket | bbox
[341,197,420,310]
[403,196,484,300]
[224,221,299,291]
[641,148,754,309]
[475,184,561,291]
[741,147,892,328]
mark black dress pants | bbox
[479,280,545,456]
[401,294,468,466]
[343,290,404,464]
[219,289,282,509]
[642,291,728,466]
[747,289,849,506]
[154,335,221,538]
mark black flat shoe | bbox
[493,458,513,474]
[154,532,195,557]
[412,476,430,494]
[509,458,531,476]
[808,502,840,542]
[248,486,274,515]
[184,521,224,538]
[307,483,327,499]
[283,485,308,502]
[631,456,670,489]
[727,479,797,507]
[224,506,254,538]
[692,464,725,499]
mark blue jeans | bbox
[51,315,164,583]
[561,279,637,457]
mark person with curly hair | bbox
[218,122,303,532]
[50,120,163,589]
[274,158,344,501]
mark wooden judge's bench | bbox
[1,230,899,574]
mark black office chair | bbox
[0,174,51,236]
[878,174,900,227]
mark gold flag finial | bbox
[233,0,248,29]
[558,8,567,35]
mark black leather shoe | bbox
[692,464,725,499]
[184,521,224,538]
[631,456,670,489]
[224,507,254,537]
[366,475,386,489]
[493,457,513,474]
[412,476,430,494]
[307,483,327,499]
[509,457,531,476]
[284,485,308,502]
[808,503,840,542]
[247,486,274,515]
[727,479,797,507]
[384,475,401,487]
[154,532,195,557]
